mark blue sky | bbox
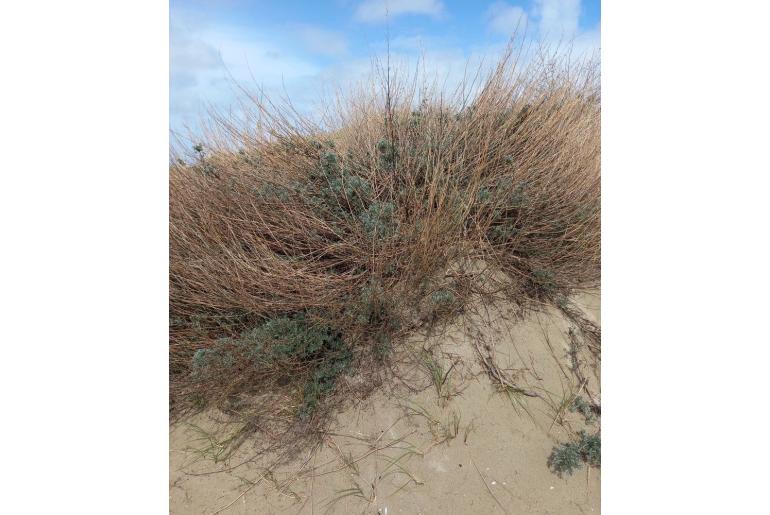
[170,0,600,134]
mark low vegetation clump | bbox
[548,431,601,477]
[170,45,600,453]
[569,395,598,424]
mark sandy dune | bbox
[170,292,600,514]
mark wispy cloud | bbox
[169,0,599,135]
[485,2,529,36]
[534,0,581,39]
[484,0,598,59]
[532,0,598,60]
[354,0,445,23]
[294,25,349,58]
[170,22,323,132]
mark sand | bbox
[170,292,600,514]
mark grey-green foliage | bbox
[377,138,397,169]
[345,282,400,362]
[189,143,218,177]
[350,282,399,329]
[238,148,262,167]
[489,224,518,242]
[321,150,340,175]
[548,441,583,477]
[359,201,396,237]
[351,284,383,324]
[510,185,527,208]
[257,183,291,202]
[477,187,492,203]
[533,270,556,288]
[240,313,347,363]
[191,343,236,375]
[307,147,401,240]
[250,313,351,418]
[192,348,216,370]
[409,110,422,128]
[265,314,351,418]
[329,174,371,214]
[373,332,392,361]
[579,431,601,467]
[576,204,597,221]
[376,138,391,154]
[430,289,455,308]
[569,395,597,424]
[548,431,601,477]
[496,177,529,208]
[307,149,373,219]
[299,351,351,418]
[191,312,352,418]
[481,177,531,243]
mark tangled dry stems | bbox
[169,45,600,457]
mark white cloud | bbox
[314,41,511,113]
[531,0,599,60]
[170,22,323,132]
[354,0,445,23]
[484,1,598,60]
[534,0,581,39]
[568,25,600,60]
[486,2,529,37]
[170,30,223,73]
[168,1,599,136]
[294,25,349,57]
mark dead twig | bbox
[472,337,539,398]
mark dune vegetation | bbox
[169,44,600,459]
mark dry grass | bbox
[169,43,600,458]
